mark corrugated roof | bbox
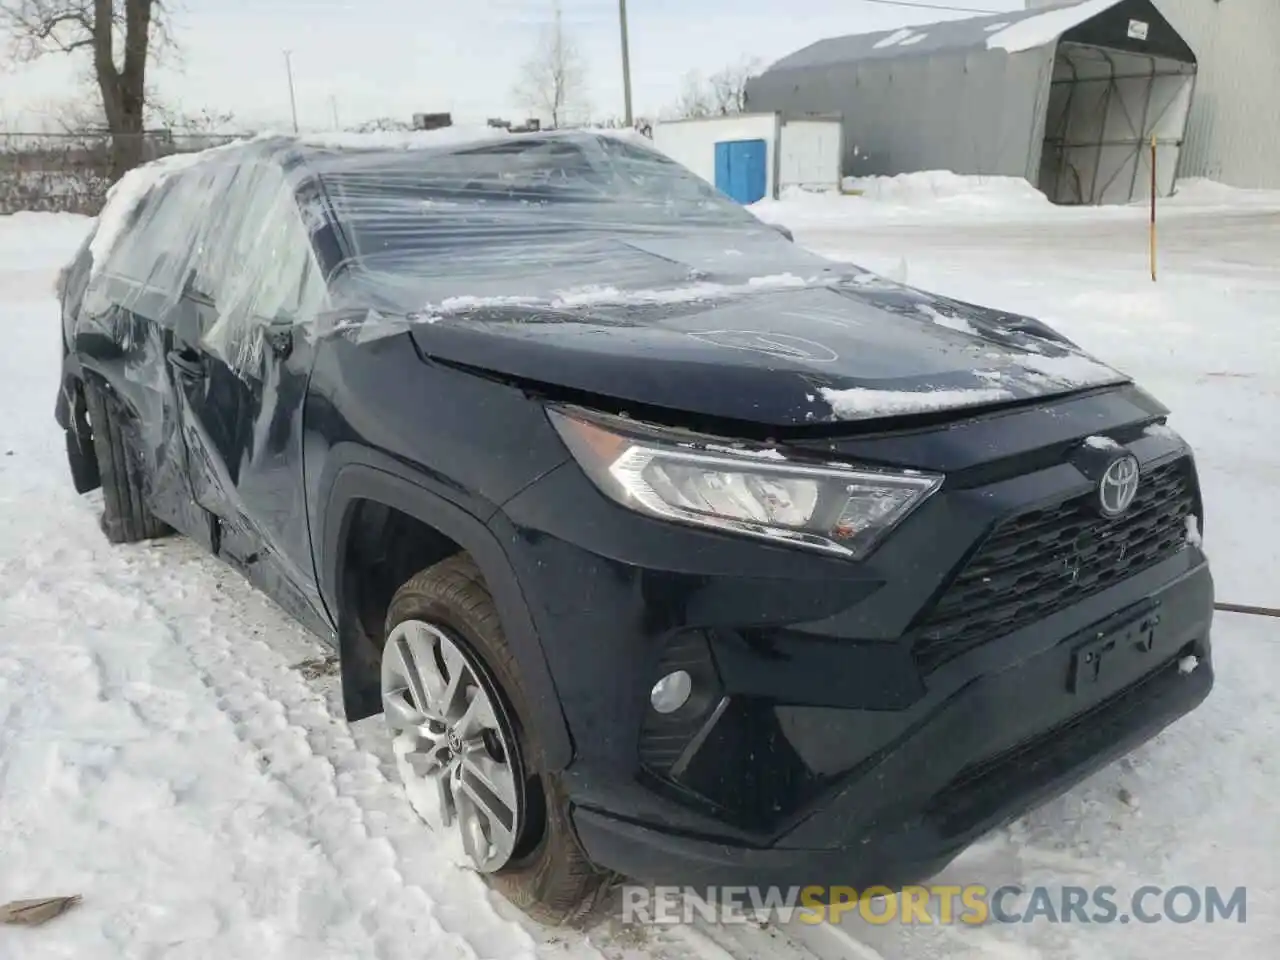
[761,0,1125,73]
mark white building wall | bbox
[652,114,781,197]
[1153,0,1280,187]
[777,120,844,192]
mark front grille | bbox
[913,457,1196,670]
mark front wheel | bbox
[382,554,609,924]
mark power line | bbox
[487,0,1007,19]
[850,0,1004,13]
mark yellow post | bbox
[1150,133,1157,282]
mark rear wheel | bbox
[382,555,609,924]
[83,382,170,544]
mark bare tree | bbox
[512,1,586,129]
[673,70,713,120]
[708,57,763,115]
[149,103,238,136]
[668,57,763,120]
[0,0,169,180]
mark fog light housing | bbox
[650,670,693,714]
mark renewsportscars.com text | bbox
[621,884,1248,926]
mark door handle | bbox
[167,348,206,378]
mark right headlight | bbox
[548,408,942,559]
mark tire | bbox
[385,554,610,925]
[83,381,170,544]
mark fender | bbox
[319,450,575,772]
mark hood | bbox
[400,239,1130,429]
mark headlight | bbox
[548,408,942,558]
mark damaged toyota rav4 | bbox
[55,130,1214,921]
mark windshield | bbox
[313,134,807,311]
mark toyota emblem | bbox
[1098,454,1140,517]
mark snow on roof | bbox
[986,0,1125,54]
[873,28,917,50]
[88,142,242,274]
[293,126,511,151]
[759,0,1127,72]
[293,126,657,155]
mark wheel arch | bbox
[320,453,574,772]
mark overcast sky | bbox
[2,0,1027,132]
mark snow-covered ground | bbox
[1,177,1276,959]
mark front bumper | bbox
[571,560,1212,887]
[494,391,1214,888]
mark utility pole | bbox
[283,50,300,133]
[329,95,340,130]
[618,0,633,126]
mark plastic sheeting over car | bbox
[68,127,1130,424]
[81,137,331,379]
[74,129,853,379]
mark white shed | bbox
[652,113,843,203]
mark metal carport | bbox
[744,0,1198,204]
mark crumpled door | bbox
[164,157,333,633]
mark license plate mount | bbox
[1067,606,1162,694]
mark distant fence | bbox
[0,131,244,216]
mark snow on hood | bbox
[423,273,815,319]
[819,385,1015,418]
[407,271,1131,428]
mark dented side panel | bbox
[66,147,332,634]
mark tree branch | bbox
[0,1,96,59]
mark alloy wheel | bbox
[382,620,523,872]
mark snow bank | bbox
[987,0,1124,54]
[1166,177,1280,210]
[750,172,1055,228]
[843,170,1053,211]
[752,169,1278,232]
[0,212,93,272]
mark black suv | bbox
[55,130,1214,922]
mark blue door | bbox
[714,139,768,204]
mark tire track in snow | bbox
[1,495,816,959]
[80,538,780,960]
[0,399,811,956]
[83,543,549,960]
